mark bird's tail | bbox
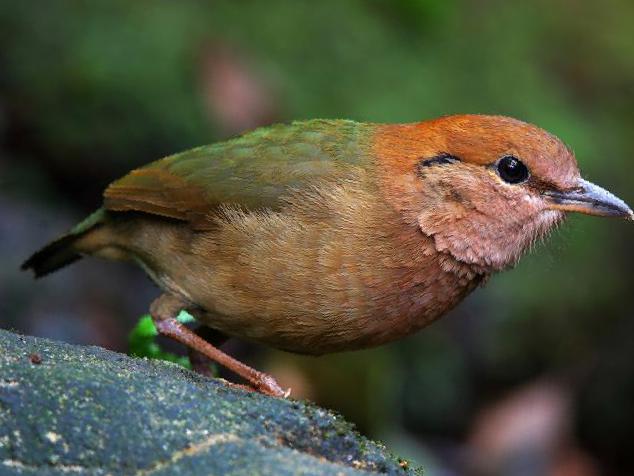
[21,208,107,278]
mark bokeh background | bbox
[1,1,633,475]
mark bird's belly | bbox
[185,262,481,355]
[122,205,483,354]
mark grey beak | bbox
[544,178,633,219]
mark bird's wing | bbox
[103,120,372,229]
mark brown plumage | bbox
[22,115,632,397]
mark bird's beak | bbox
[544,178,633,219]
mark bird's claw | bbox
[256,373,290,398]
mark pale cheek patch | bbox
[533,210,565,237]
[522,194,540,204]
[425,195,564,271]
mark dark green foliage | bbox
[128,312,197,369]
[128,315,190,368]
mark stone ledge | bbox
[0,329,419,476]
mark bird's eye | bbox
[496,156,529,184]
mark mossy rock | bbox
[0,329,419,475]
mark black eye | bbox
[496,156,529,184]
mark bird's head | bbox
[375,114,632,271]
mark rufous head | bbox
[375,114,632,271]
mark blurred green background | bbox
[1,1,633,474]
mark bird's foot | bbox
[150,293,290,398]
[252,371,291,398]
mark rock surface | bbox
[0,329,418,475]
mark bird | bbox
[22,114,632,397]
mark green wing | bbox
[104,120,373,229]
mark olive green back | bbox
[104,119,374,228]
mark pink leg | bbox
[149,294,288,398]
[187,326,227,378]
